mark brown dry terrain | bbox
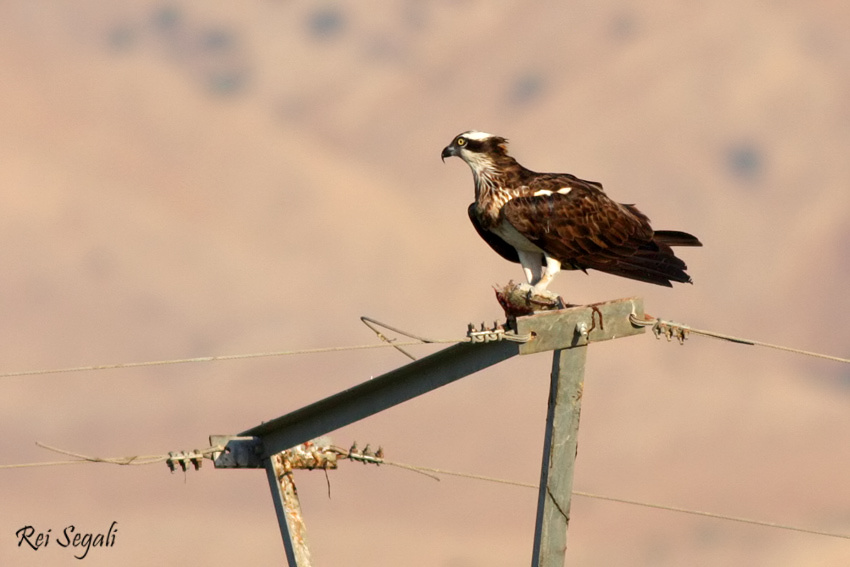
[1,2,849,566]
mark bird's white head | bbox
[459,130,496,141]
[441,131,509,169]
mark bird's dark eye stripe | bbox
[461,139,485,152]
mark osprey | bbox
[442,131,701,292]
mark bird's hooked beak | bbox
[441,144,459,163]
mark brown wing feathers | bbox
[502,186,701,286]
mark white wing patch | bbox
[533,187,572,197]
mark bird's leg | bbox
[513,251,565,309]
[532,256,561,293]
[517,249,543,286]
[528,256,565,308]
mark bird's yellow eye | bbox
[456,137,466,146]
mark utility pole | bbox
[212,297,645,566]
[268,453,311,567]
[530,344,587,566]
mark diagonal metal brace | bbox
[240,339,520,459]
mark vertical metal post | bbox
[265,454,312,567]
[530,344,588,567]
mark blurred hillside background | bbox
[1,1,849,565]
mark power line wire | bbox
[6,441,844,542]
[0,442,223,469]
[360,316,422,361]
[1,310,846,380]
[374,459,850,541]
[0,318,529,379]
[571,490,850,541]
[0,339,466,380]
[360,316,443,344]
[631,314,850,364]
